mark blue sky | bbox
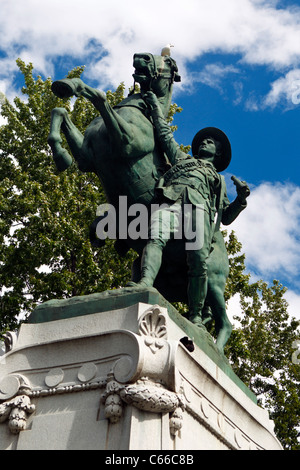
[1,0,300,321]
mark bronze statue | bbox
[128,91,250,350]
[48,51,250,352]
[48,52,180,211]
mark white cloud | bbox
[0,77,19,103]
[226,181,300,286]
[263,69,300,108]
[0,78,19,126]
[227,289,300,326]
[190,63,240,92]
[285,290,300,321]
[227,293,243,325]
[245,68,300,110]
[220,177,300,323]
[0,0,300,97]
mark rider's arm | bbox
[144,92,186,165]
[221,176,250,225]
[220,183,247,226]
[221,195,247,226]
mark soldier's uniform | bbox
[135,102,247,324]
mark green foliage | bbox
[0,61,299,449]
[0,61,136,331]
[224,231,300,450]
[167,102,183,133]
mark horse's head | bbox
[132,52,181,96]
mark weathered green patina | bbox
[27,286,257,404]
[47,51,250,352]
[127,91,250,351]
[48,53,180,211]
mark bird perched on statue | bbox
[161,44,174,56]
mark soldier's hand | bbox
[231,175,250,202]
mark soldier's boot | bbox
[127,243,163,288]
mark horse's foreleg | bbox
[48,108,90,172]
[65,80,134,147]
[52,79,107,113]
[48,108,73,171]
[52,79,141,156]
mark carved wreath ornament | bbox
[102,375,185,436]
[102,305,186,435]
[0,375,35,434]
[0,305,186,437]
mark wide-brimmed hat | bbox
[191,127,231,172]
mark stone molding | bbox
[0,302,281,449]
[138,304,168,353]
[0,304,184,437]
[102,375,185,436]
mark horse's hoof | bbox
[51,79,80,98]
[53,148,73,171]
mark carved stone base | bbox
[0,288,282,450]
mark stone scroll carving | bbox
[102,305,186,435]
[1,331,18,354]
[0,305,186,437]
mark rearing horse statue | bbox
[48,51,233,352]
[48,52,180,210]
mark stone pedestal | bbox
[0,288,282,450]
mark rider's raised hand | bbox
[143,91,159,109]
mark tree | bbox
[0,61,299,448]
[0,60,183,332]
[0,60,136,332]
[224,231,300,450]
